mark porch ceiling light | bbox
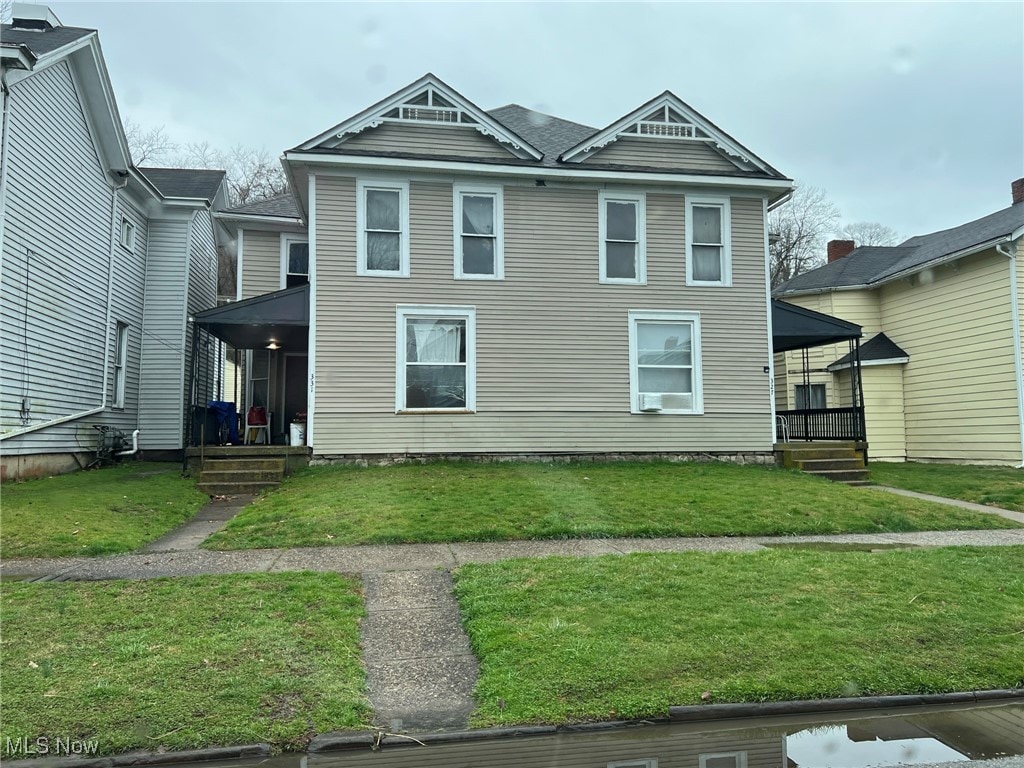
[266,340,280,350]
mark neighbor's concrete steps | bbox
[196,457,285,496]
[776,442,871,485]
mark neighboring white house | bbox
[0,4,228,480]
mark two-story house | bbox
[0,4,227,480]
[202,74,794,461]
[774,182,1024,466]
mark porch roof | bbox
[194,284,308,350]
[771,299,861,353]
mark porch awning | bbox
[194,284,308,350]
[772,299,861,353]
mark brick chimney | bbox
[827,239,856,263]
[1013,178,1024,205]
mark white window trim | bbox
[699,752,747,768]
[113,322,128,409]
[395,304,476,413]
[686,195,732,287]
[608,760,657,768]
[357,178,410,277]
[119,216,135,251]
[627,309,704,415]
[599,190,646,285]
[280,233,309,289]
[453,183,504,280]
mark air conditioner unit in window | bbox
[639,394,663,412]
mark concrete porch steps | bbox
[187,446,310,497]
[775,442,870,485]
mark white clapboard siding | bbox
[0,60,123,455]
[311,174,774,455]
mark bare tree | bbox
[1,0,13,23]
[123,118,178,165]
[769,185,841,287]
[840,221,903,247]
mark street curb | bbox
[308,726,558,752]
[668,689,1024,720]
[0,743,271,768]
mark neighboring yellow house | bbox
[774,182,1024,465]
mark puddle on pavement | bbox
[126,700,1022,768]
[763,541,922,553]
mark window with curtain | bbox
[599,191,646,284]
[357,180,409,276]
[795,383,826,409]
[397,306,476,411]
[686,196,731,286]
[455,185,503,279]
[285,238,308,288]
[628,310,703,414]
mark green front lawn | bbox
[871,461,1024,512]
[1,462,208,558]
[454,547,1024,726]
[203,462,1016,550]
[1,573,368,755]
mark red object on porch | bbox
[247,406,267,425]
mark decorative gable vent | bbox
[629,106,711,142]
[379,87,479,127]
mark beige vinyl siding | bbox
[879,248,1021,463]
[581,136,744,173]
[776,293,842,410]
[317,728,785,767]
[313,174,773,455]
[837,365,906,460]
[336,123,518,159]
[240,230,282,298]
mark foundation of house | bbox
[311,451,777,468]
[0,452,92,483]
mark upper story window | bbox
[357,179,410,277]
[454,185,503,280]
[599,191,646,285]
[282,235,309,289]
[120,217,135,251]
[686,196,731,286]
[396,305,476,413]
[628,310,703,415]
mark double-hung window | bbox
[113,322,129,408]
[357,179,409,277]
[454,184,503,279]
[628,310,703,414]
[599,191,646,284]
[120,217,135,251]
[686,196,731,286]
[396,305,476,412]
[282,235,309,288]
[795,383,826,409]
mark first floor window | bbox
[699,754,747,768]
[628,310,703,414]
[795,383,826,409]
[357,179,410,276]
[283,236,309,288]
[396,305,476,412]
[686,196,731,286]
[113,322,128,408]
[599,191,646,284]
[454,184,503,279]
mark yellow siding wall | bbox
[775,292,842,410]
[879,249,1020,463]
[240,230,282,299]
[837,365,906,460]
[313,174,774,455]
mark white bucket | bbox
[289,422,306,446]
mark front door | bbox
[283,354,308,428]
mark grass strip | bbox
[453,546,1024,726]
[0,573,368,754]
[204,462,1016,550]
[2,462,207,558]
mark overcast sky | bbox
[57,1,1023,239]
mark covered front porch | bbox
[188,284,310,448]
[772,299,866,444]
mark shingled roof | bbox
[0,24,94,57]
[828,332,909,371]
[138,168,226,203]
[487,105,596,167]
[776,202,1024,296]
[225,194,301,219]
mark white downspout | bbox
[1,173,128,441]
[763,197,777,446]
[996,239,1024,467]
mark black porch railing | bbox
[777,407,865,441]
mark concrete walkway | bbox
[868,485,1024,525]
[143,495,256,553]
